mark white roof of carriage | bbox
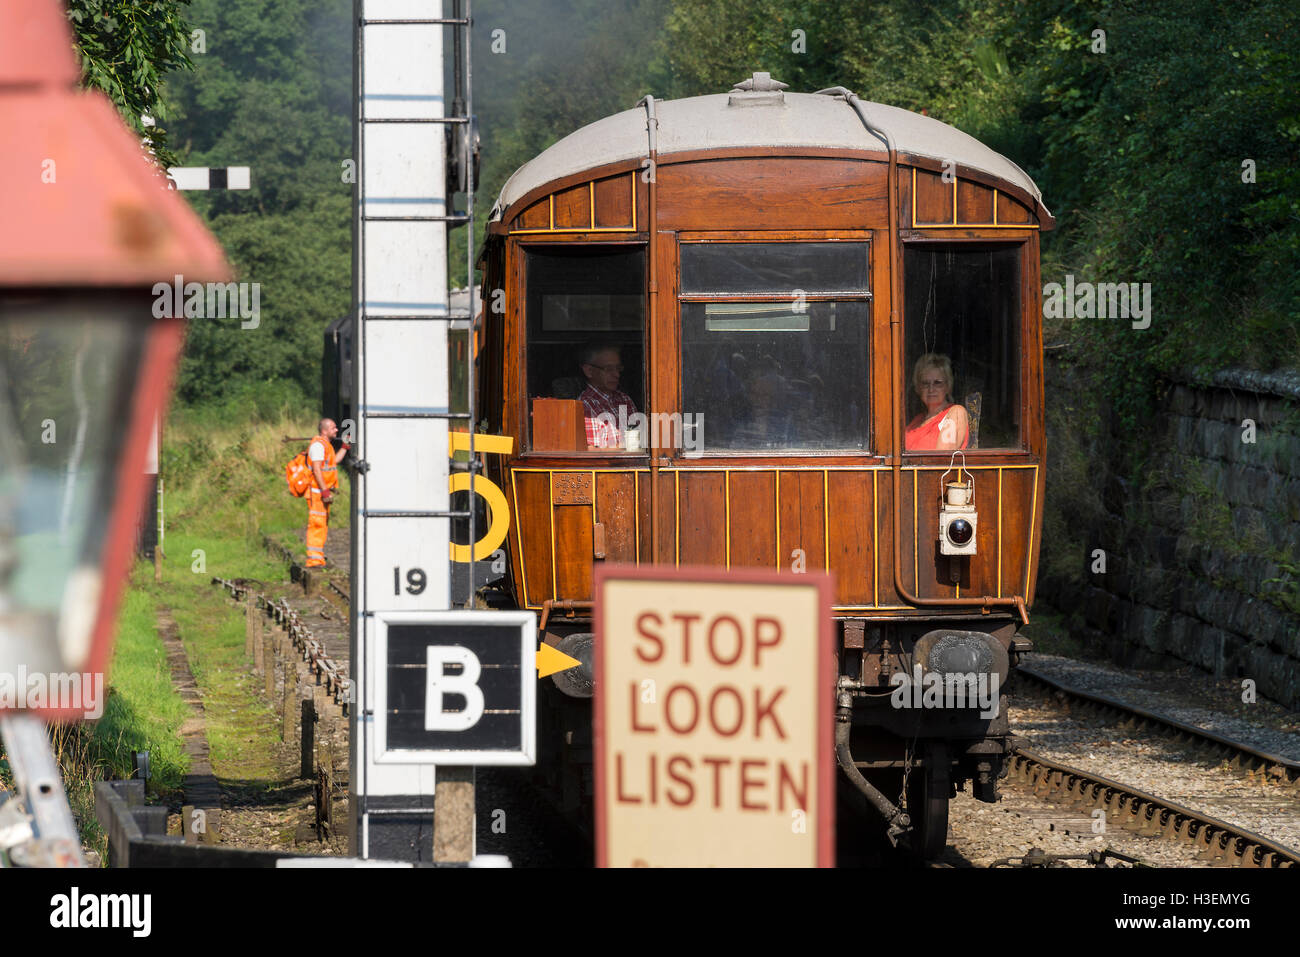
[490,82,1050,221]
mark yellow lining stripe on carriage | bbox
[834,605,915,612]
[509,463,1037,609]
[675,470,681,567]
[872,469,879,607]
[590,470,598,533]
[908,167,1039,230]
[997,467,1003,597]
[508,175,640,234]
[509,468,531,611]
[548,471,558,599]
[654,464,1038,472]
[822,470,830,574]
[913,468,919,596]
[774,471,781,570]
[724,471,731,569]
[1024,465,1039,596]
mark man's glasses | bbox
[587,363,624,373]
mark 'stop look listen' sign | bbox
[594,565,835,867]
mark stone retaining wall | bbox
[1041,367,1300,706]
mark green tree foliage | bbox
[156,0,1296,421]
[450,0,666,286]
[164,0,352,407]
[1004,0,1299,430]
[661,0,1299,415]
[67,0,195,169]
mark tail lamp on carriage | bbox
[937,452,977,557]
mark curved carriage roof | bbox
[490,87,1050,222]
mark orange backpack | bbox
[284,449,312,497]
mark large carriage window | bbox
[903,245,1020,452]
[525,245,645,452]
[680,242,870,452]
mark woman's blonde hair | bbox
[912,353,954,399]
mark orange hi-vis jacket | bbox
[310,438,339,492]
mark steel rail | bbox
[1017,665,1300,786]
[1009,747,1299,868]
[212,577,352,708]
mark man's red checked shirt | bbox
[579,384,636,448]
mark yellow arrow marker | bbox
[537,643,582,679]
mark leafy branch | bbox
[66,0,195,170]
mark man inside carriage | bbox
[578,341,637,449]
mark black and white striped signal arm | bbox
[167,166,251,191]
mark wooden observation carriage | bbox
[474,73,1053,854]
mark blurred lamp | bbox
[0,0,231,721]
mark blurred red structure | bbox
[0,0,230,720]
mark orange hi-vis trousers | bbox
[306,486,329,567]
[306,439,338,568]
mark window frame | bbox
[675,234,874,458]
[517,239,650,457]
[899,237,1029,458]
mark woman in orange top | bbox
[905,353,969,451]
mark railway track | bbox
[219,544,1298,869]
[1008,747,1299,868]
[1016,665,1300,787]
[212,576,353,708]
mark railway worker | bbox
[578,343,637,449]
[306,418,349,568]
[905,353,969,451]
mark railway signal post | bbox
[351,0,521,862]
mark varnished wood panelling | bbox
[553,184,591,230]
[513,471,554,605]
[595,471,638,563]
[915,468,956,599]
[638,471,652,564]
[913,169,953,225]
[874,472,900,607]
[656,158,886,231]
[957,180,995,224]
[897,469,917,603]
[656,472,677,564]
[998,468,1035,598]
[553,502,594,599]
[897,167,913,230]
[728,471,777,568]
[677,472,726,566]
[966,468,1001,597]
[778,470,826,574]
[997,191,1032,225]
[826,471,874,605]
[594,174,634,228]
[651,233,678,451]
[515,198,549,231]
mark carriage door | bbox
[522,244,648,599]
